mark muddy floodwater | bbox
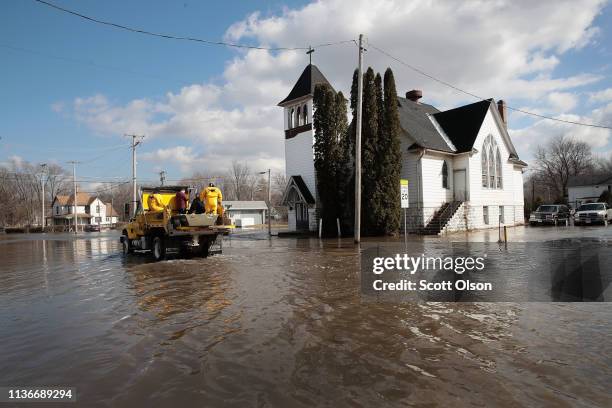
[1,230,611,407]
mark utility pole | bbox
[68,161,80,234]
[260,169,272,237]
[125,134,144,218]
[354,34,364,243]
[110,184,114,228]
[159,170,166,186]
[39,163,47,230]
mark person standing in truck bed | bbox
[175,189,188,214]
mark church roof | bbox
[399,98,521,160]
[278,64,334,106]
[281,176,315,205]
[432,99,491,152]
[396,97,451,152]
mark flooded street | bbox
[1,231,611,407]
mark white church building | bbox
[280,64,526,234]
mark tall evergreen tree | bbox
[361,67,381,235]
[313,84,349,236]
[341,70,359,234]
[381,68,402,235]
[333,91,350,233]
[313,84,336,235]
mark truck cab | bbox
[120,186,232,261]
[573,202,612,226]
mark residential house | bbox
[279,64,526,234]
[567,174,612,207]
[51,193,119,227]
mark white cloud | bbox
[65,0,610,175]
[51,102,64,113]
[1,155,25,170]
[510,103,612,162]
[589,87,612,103]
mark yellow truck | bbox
[120,185,231,261]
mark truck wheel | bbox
[121,232,132,254]
[152,236,166,261]
[199,236,210,258]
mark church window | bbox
[297,106,302,126]
[303,104,308,124]
[482,135,502,189]
[495,149,503,189]
[289,108,294,128]
[442,161,449,189]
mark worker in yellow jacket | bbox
[200,183,223,216]
[147,190,166,212]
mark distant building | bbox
[568,174,612,207]
[223,201,268,226]
[278,64,526,234]
[51,193,119,227]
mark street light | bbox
[39,163,47,230]
[259,169,272,237]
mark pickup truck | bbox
[573,203,612,226]
[529,204,571,226]
[120,185,232,261]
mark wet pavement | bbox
[0,229,611,407]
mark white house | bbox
[279,64,526,234]
[567,174,612,208]
[51,193,119,227]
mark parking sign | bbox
[400,179,409,208]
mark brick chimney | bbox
[406,90,423,103]
[497,100,507,128]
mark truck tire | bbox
[121,232,132,255]
[152,236,166,261]
[199,236,210,258]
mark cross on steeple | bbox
[306,46,314,64]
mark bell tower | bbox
[278,64,333,231]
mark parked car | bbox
[529,204,571,226]
[85,224,101,232]
[573,203,612,226]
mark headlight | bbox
[529,214,535,219]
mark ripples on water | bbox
[0,232,610,407]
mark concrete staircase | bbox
[420,201,463,235]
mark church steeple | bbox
[277,64,334,107]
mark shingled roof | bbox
[53,192,92,206]
[396,97,451,152]
[278,64,334,106]
[568,173,612,187]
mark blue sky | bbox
[1,0,612,187]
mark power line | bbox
[367,41,612,130]
[33,0,355,51]
[1,43,194,86]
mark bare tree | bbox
[96,182,132,221]
[227,160,252,200]
[534,135,594,202]
[597,153,612,174]
[46,164,70,203]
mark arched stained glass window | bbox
[496,148,503,188]
[488,145,495,188]
[481,149,488,187]
[482,135,502,189]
